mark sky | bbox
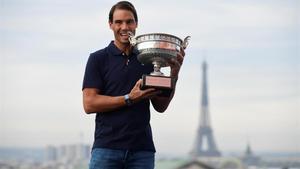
[1,0,299,156]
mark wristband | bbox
[124,94,133,106]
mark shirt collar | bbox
[108,41,138,56]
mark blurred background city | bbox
[1,0,299,169]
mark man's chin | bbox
[121,40,130,44]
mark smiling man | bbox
[82,1,185,169]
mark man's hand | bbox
[129,79,161,103]
[169,47,185,78]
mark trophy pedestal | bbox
[140,75,175,97]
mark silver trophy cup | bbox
[128,32,190,96]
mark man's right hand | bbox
[129,79,161,103]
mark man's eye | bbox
[114,20,122,24]
[127,20,135,24]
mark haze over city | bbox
[1,0,299,156]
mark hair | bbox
[109,1,138,23]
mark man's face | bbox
[109,9,137,47]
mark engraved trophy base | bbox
[140,74,175,97]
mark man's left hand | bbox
[169,47,185,78]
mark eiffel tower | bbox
[191,61,221,157]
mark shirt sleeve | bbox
[82,53,104,91]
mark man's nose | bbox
[121,22,129,30]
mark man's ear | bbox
[109,21,113,29]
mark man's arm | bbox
[151,48,185,113]
[83,88,126,113]
[83,80,160,114]
[150,91,175,113]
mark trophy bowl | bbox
[129,33,190,75]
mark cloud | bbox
[1,0,299,154]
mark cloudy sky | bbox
[1,0,299,156]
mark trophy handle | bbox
[182,36,191,49]
[128,31,137,46]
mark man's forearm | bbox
[83,93,126,114]
[151,88,175,113]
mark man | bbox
[82,1,185,169]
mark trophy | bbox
[128,32,190,97]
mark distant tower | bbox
[242,142,260,166]
[45,145,58,162]
[191,61,221,157]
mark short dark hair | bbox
[109,1,138,23]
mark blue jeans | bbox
[89,148,155,169]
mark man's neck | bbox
[114,41,132,56]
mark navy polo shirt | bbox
[82,41,155,152]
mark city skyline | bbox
[1,0,299,156]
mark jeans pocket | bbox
[89,148,124,169]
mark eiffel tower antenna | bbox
[191,60,221,158]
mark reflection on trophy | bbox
[128,32,190,97]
